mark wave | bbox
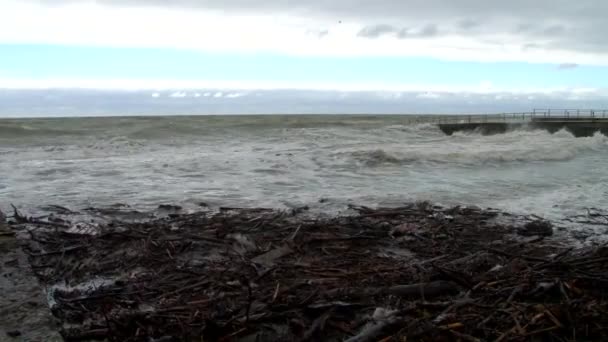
[350,149,404,166]
[343,129,608,167]
[84,136,147,151]
[0,123,79,138]
[2,116,449,142]
[385,123,444,135]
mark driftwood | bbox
[324,281,460,299]
[10,204,28,223]
[517,219,553,236]
[344,315,403,342]
[0,208,9,235]
[388,281,460,297]
[251,245,294,267]
[11,202,608,341]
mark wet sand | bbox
[0,221,62,341]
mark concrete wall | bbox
[438,119,608,137]
[438,123,525,136]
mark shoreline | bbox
[4,202,608,341]
[0,216,62,341]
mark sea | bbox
[1,115,607,242]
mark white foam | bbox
[346,128,607,166]
[47,277,116,309]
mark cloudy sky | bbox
[1,0,608,114]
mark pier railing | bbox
[532,109,608,118]
[410,109,608,125]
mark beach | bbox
[6,202,608,341]
[0,218,62,341]
[1,115,608,340]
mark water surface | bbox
[1,115,607,239]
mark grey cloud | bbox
[458,19,480,30]
[30,0,608,21]
[542,25,566,36]
[357,24,397,38]
[358,24,439,39]
[522,43,542,50]
[557,63,579,70]
[397,24,438,39]
[25,0,608,55]
[515,23,534,33]
[515,23,566,37]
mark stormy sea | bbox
[1,114,607,242]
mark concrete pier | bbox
[436,110,608,137]
[527,117,608,136]
[438,122,526,136]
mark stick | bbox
[11,204,28,223]
[289,224,303,241]
[344,316,402,342]
[450,330,482,342]
[299,309,333,341]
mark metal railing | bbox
[532,108,608,118]
[404,109,608,125]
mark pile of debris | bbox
[7,202,608,341]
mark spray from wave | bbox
[342,128,608,167]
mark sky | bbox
[1,0,608,115]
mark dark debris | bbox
[10,203,608,341]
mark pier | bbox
[428,109,608,137]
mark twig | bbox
[271,282,280,303]
[300,309,333,341]
[11,204,28,223]
[244,277,253,323]
[450,329,482,342]
[289,224,303,241]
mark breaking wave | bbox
[385,123,444,135]
[350,149,404,166]
[345,129,608,167]
[4,115,608,231]
[0,123,78,138]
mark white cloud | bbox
[571,87,598,94]
[169,91,187,98]
[2,1,608,65]
[0,77,606,97]
[416,92,441,99]
[226,92,245,98]
[151,92,160,98]
[2,87,606,118]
